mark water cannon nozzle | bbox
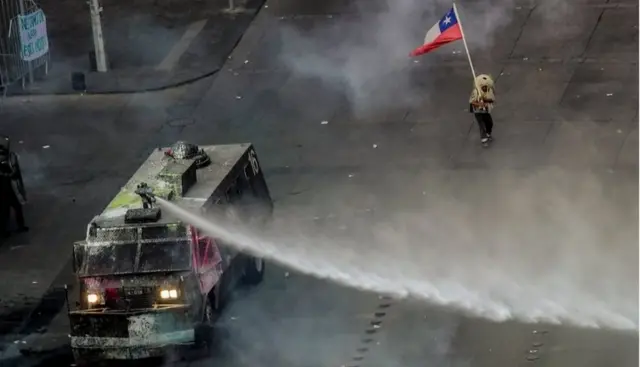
[135,182,156,209]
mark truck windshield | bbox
[139,240,192,272]
[77,240,191,276]
[82,243,137,275]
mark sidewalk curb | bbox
[2,0,266,98]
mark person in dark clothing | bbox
[468,74,496,145]
[0,135,28,237]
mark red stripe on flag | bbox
[409,25,463,57]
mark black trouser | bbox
[0,187,25,233]
[474,113,493,139]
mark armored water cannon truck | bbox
[67,141,272,363]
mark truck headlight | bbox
[87,293,99,304]
[160,289,179,299]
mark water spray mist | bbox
[154,196,638,332]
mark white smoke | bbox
[154,166,638,332]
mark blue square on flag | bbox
[438,8,458,33]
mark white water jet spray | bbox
[155,195,638,332]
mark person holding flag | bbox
[469,74,495,146]
[410,4,497,147]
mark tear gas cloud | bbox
[276,0,589,118]
[156,166,638,331]
[182,0,639,333]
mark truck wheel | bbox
[242,257,265,286]
[211,283,227,312]
[195,298,214,351]
[204,299,214,324]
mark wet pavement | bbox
[0,0,638,365]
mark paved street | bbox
[6,0,265,95]
[0,0,638,365]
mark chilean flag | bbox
[410,7,463,57]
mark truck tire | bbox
[241,257,265,286]
[194,298,214,350]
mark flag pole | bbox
[452,2,477,82]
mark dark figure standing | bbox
[469,74,495,146]
[0,136,28,237]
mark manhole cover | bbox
[166,118,195,127]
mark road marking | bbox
[156,19,208,71]
[354,311,398,320]
[342,297,395,367]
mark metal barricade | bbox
[0,0,50,91]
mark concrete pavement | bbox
[3,0,265,95]
[0,0,638,365]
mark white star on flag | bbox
[409,5,464,58]
[410,4,482,101]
